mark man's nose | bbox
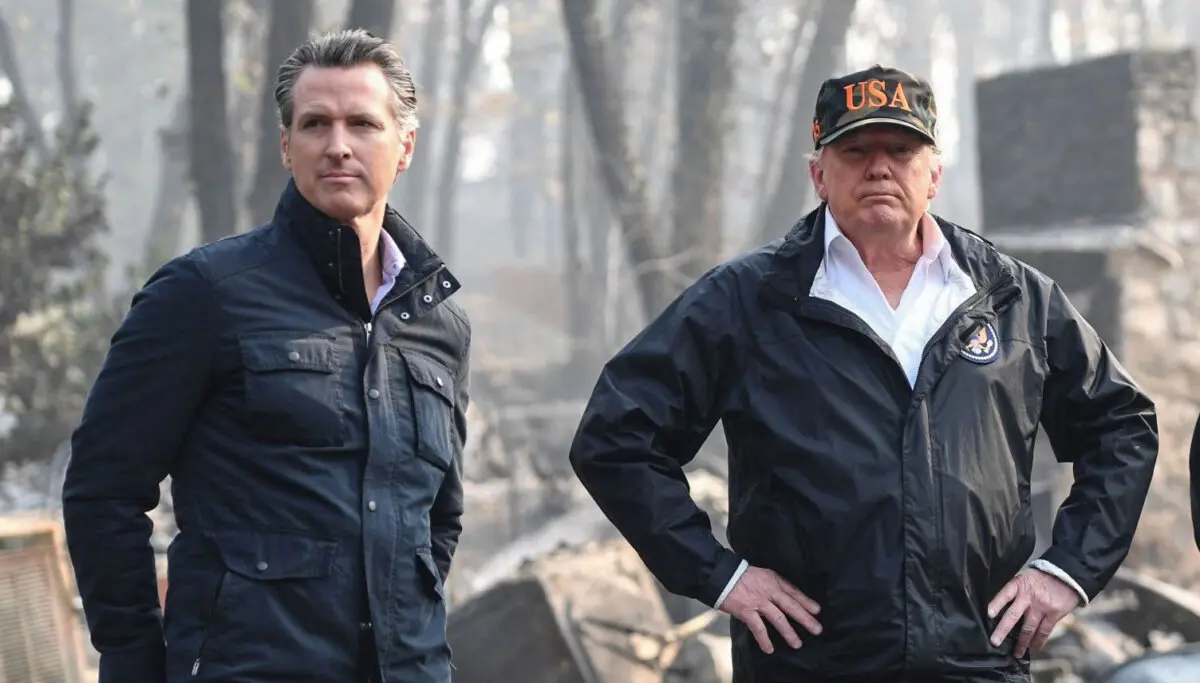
[865,151,892,179]
[325,123,352,158]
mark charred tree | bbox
[345,0,398,38]
[755,0,859,244]
[670,0,741,282]
[432,0,501,262]
[560,0,668,317]
[246,0,315,226]
[186,0,238,243]
[0,9,47,156]
[395,0,447,228]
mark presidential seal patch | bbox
[960,323,999,364]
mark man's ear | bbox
[809,157,827,201]
[397,127,417,175]
[928,158,943,200]
[280,126,291,171]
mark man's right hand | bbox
[718,565,822,654]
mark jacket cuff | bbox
[1030,558,1089,605]
[698,549,744,608]
[1038,545,1100,601]
[98,642,165,683]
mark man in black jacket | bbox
[62,30,469,683]
[569,65,1158,682]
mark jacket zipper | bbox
[909,274,1017,607]
[191,572,229,676]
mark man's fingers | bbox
[778,579,821,615]
[1029,618,1056,653]
[760,602,803,649]
[987,579,1019,619]
[990,596,1029,646]
[742,611,775,655]
[1013,611,1042,658]
[775,592,823,636]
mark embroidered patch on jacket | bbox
[960,323,999,364]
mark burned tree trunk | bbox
[670,0,741,283]
[186,0,238,243]
[560,0,669,318]
[394,0,446,227]
[246,0,315,226]
[756,0,859,244]
[432,0,501,262]
[345,0,398,38]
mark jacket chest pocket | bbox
[239,332,344,447]
[400,351,456,480]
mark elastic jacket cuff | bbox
[699,550,744,608]
[1038,545,1101,601]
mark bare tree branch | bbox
[560,0,668,317]
[344,0,398,38]
[57,0,79,123]
[186,0,239,242]
[0,9,47,156]
[431,0,502,261]
[246,0,315,226]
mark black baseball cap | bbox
[811,65,938,148]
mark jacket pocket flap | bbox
[239,332,338,373]
[402,352,455,405]
[206,530,338,581]
[415,547,444,599]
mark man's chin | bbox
[312,195,370,224]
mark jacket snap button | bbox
[422,294,433,303]
[400,312,410,320]
[287,351,300,362]
[442,280,451,288]
[255,561,268,572]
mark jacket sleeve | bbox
[431,320,469,580]
[62,256,217,683]
[1037,282,1158,600]
[568,269,743,608]
[1190,412,1200,551]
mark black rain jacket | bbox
[569,206,1158,683]
[63,180,470,683]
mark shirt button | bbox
[367,500,377,512]
[255,561,268,572]
[435,376,444,387]
[368,389,380,400]
[287,351,300,362]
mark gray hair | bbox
[275,29,419,133]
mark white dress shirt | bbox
[713,212,1088,609]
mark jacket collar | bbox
[760,202,1017,304]
[272,178,458,321]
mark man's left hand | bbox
[987,569,1081,657]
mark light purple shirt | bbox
[370,229,406,314]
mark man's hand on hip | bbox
[987,568,1081,658]
[718,565,822,654]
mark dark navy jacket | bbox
[62,180,470,683]
[570,205,1158,682]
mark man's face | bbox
[809,126,942,231]
[281,65,415,223]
